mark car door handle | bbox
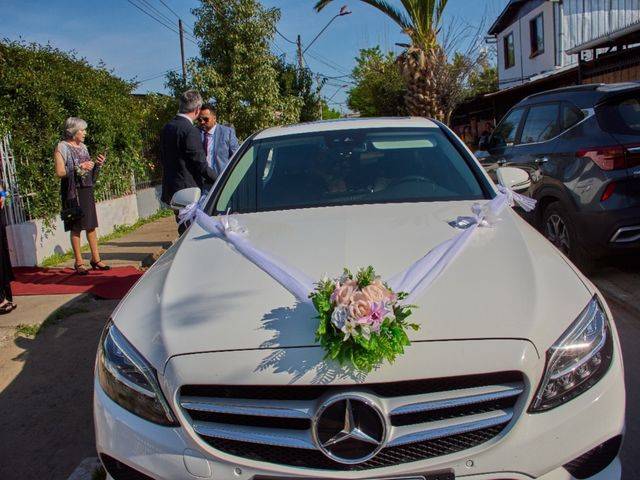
[535,156,549,164]
[496,158,507,165]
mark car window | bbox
[213,128,487,214]
[561,103,585,131]
[491,108,524,148]
[519,103,560,144]
[595,92,640,134]
[614,96,640,131]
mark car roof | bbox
[253,117,439,140]
[516,82,640,109]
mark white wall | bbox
[497,2,557,89]
[5,185,164,266]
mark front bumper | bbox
[94,338,625,480]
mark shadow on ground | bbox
[0,295,117,480]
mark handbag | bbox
[60,173,84,223]
[60,202,83,223]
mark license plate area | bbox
[255,471,454,480]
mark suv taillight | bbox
[577,144,640,170]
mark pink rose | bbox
[333,282,356,306]
[349,291,372,319]
[362,281,390,303]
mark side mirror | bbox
[170,187,201,211]
[496,166,531,192]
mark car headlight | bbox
[529,296,614,413]
[97,321,177,426]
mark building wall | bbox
[495,0,640,90]
[584,63,640,83]
[5,185,164,266]
[497,2,556,89]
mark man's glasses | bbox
[198,117,211,123]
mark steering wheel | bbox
[382,175,438,198]
[387,175,434,188]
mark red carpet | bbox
[12,266,145,300]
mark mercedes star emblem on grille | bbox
[313,394,386,464]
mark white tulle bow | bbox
[177,188,536,306]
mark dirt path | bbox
[0,295,118,480]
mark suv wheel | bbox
[542,201,589,269]
[542,202,589,270]
[543,202,571,254]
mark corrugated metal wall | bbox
[564,0,640,51]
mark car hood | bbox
[112,202,594,371]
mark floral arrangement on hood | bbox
[309,266,418,372]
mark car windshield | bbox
[212,127,488,214]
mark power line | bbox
[126,0,198,46]
[306,49,350,75]
[305,50,350,76]
[276,28,296,45]
[155,0,194,31]
[139,0,176,29]
[137,66,182,83]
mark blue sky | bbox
[1,0,508,112]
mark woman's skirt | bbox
[64,186,98,232]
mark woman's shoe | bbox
[90,260,111,271]
[74,263,89,275]
[0,302,15,314]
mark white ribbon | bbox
[179,204,315,305]
[178,188,536,307]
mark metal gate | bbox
[0,135,28,225]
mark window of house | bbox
[504,32,515,69]
[530,14,544,57]
[520,104,560,144]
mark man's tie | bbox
[202,132,209,155]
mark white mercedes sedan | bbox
[94,117,624,480]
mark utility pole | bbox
[297,34,304,73]
[179,19,187,84]
[317,72,323,120]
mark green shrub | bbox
[0,40,174,223]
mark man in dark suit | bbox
[197,103,240,190]
[160,90,217,234]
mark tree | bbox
[0,41,154,223]
[315,0,449,120]
[467,57,498,97]
[348,47,406,117]
[321,100,341,119]
[169,0,302,139]
[274,57,321,122]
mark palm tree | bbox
[314,0,449,120]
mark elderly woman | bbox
[54,117,110,275]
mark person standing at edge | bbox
[197,103,240,191]
[0,184,16,313]
[54,117,110,275]
[160,90,217,235]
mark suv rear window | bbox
[597,92,640,134]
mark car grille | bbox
[179,371,524,471]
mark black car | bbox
[478,82,640,265]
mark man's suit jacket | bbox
[203,124,240,188]
[160,115,216,204]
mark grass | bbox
[40,208,173,267]
[15,304,90,337]
[92,465,106,480]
